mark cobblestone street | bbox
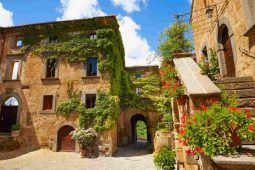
[0,142,156,170]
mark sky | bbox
[0,0,192,66]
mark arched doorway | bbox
[57,125,75,152]
[219,25,236,77]
[0,97,19,133]
[130,114,151,144]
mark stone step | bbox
[238,98,255,107]
[218,82,255,90]
[226,89,255,98]
[215,76,254,84]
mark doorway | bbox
[0,97,19,133]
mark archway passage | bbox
[57,125,75,152]
[0,97,19,133]
[130,114,151,144]
[221,26,236,77]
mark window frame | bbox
[84,58,100,77]
[42,58,59,79]
[40,92,57,114]
[81,90,97,109]
[5,56,22,81]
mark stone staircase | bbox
[0,133,11,142]
[215,76,255,118]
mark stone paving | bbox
[0,142,156,170]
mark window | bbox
[16,40,23,47]
[135,73,142,79]
[7,60,20,80]
[85,58,98,76]
[42,95,53,110]
[86,94,96,108]
[202,46,209,63]
[45,59,57,78]
[90,34,97,39]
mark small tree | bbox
[158,17,193,60]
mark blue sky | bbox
[0,0,191,66]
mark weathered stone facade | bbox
[191,0,255,78]
[117,66,161,149]
[0,16,119,154]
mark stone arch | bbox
[0,92,22,133]
[53,121,79,152]
[130,114,150,144]
[216,16,237,77]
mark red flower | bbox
[172,83,178,92]
[201,104,207,111]
[248,124,254,131]
[179,125,185,135]
[181,139,187,145]
[245,109,252,118]
[159,69,165,75]
[185,149,192,156]
[181,114,187,123]
[228,107,240,111]
[194,146,203,153]
[211,99,220,105]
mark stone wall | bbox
[191,0,255,78]
[0,18,114,151]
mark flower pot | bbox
[186,155,199,165]
[80,149,87,158]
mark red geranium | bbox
[248,124,254,131]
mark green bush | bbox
[0,138,20,151]
[154,146,176,170]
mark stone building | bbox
[191,0,255,78]
[0,16,161,155]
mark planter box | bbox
[186,155,199,165]
[11,130,20,138]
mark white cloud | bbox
[118,16,157,66]
[0,3,13,27]
[57,0,106,20]
[57,0,157,66]
[110,0,146,13]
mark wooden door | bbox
[222,27,236,77]
[57,126,75,151]
[0,106,18,133]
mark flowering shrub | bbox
[179,102,255,156]
[160,62,184,98]
[70,128,98,151]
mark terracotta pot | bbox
[230,130,242,147]
[80,149,87,158]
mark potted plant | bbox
[11,124,20,138]
[70,128,98,158]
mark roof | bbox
[0,15,118,30]
[173,57,221,96]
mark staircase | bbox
[215,76,255,118]
[0,133,11,142]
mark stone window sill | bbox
[41,77,60,81]
[40,110,55,114]
[81,76,101,79]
